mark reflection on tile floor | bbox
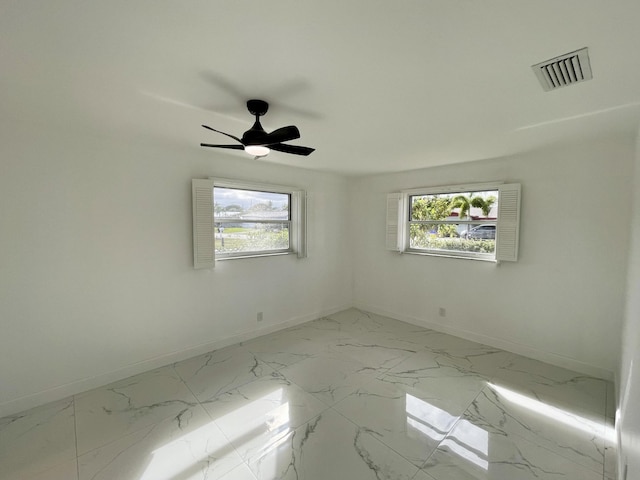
[0,309,616,480]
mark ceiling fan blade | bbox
[262,126,300,145]
[268,143,315,156]
[200,143,244,150]
[202,125,243,144]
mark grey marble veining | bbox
[9,460,79,480]
[279,351,382,406]
[246,409,419,480]
[379,350,490,415]
[202,372,328,462]
[77,404,243,480]
[461,383,606,474]
[0,398,77,480]
[491,354,607,418]
[333,378,460,467]
[603,416,617,479]
[174,344,276,402]
[242,325,332,370]
[74,365,200,455]
[422,417,604,480]
[326,331,423,372]
[0,308,615,480]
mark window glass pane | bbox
[409,223,496,254]
[213,187,291,255]
[214,187,290,222]
[410,195,454,221]
[408,188,499,257]
[215,222,290,254]
[410,190,498,222]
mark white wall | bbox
[350,135,634,379]
[1,120,635,420]
[618,128,640,480]
[0,123,352,417]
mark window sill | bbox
[216,250,293,261]
[402,249,497,263]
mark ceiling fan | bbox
[200,99,315,157]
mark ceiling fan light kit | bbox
[244,145,270,157]
[200,99,314,158]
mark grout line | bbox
[472,379,609,477]
[418,382,487,470]
[603,386,607,480]
[72,396,80,480]
[328,404,424,473]
[170,362,255,475]
[171,363,207,414]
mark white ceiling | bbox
[3,1,640,175]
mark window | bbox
[192,178,306,268]
[387,182,521,262]
[214,186,291,257]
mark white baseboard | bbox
[355,302,614,381]
[0,304,350,419]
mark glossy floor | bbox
[0,309,617,480]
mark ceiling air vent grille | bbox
[532,47,592,92]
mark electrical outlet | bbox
[439,307,446,317]
[257,312,263,322]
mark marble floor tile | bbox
[279,352,380,405]
[402,331,512,377]
[461,383,606,474]
[413,470,439,480]
[10,460,79,480]
[0,309,614,480]
[277,317,356,345]
[326,331,421,371]
[333,378,461,467]
[422,417,604,480]
[603,390,616,479]
[605,381,616,420]
[380,350,489,415]
[243,329,330,370]
[326,308,418,336]
[429,345,512,379]
[301,314,360,335]
[491,355,607,419]
[202,373,328,461]
[0,397,76,480]
[246,409,419,480]
[174,345,275,402]
[75,365,199,455]
[78,404,243,480]
[402,329,484,351]
[604,443,616,480]
[603,420,617,480]
[218,463,259,479]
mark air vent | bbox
[532,47,592,91]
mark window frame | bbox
[388,182,520,263]
[213,181,293,259]
[192,177,307,268]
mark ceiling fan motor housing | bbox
[243,100,270,145]
[242,120,268,145]
[247,99,269,117]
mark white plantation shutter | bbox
[496,183,521,262]
[386,193,402,251]
[292,190,307,258]
[192,178,215,269]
